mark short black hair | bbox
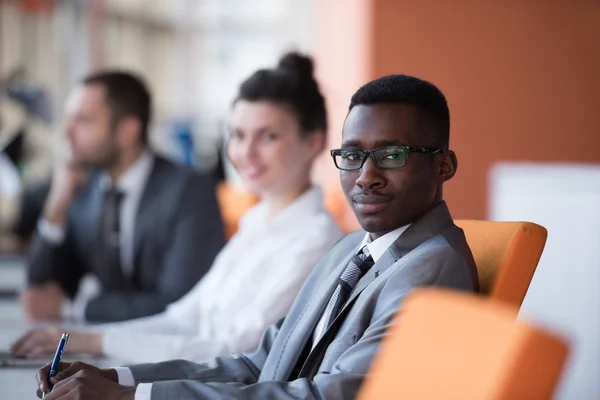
[349,74,450,149]
[82,70,151,144]
[236,52,327,136]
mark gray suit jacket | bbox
[27,155,225,322]
[128,201,478,399]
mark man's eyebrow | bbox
[341,140,361,147]
[371,140,404,147]
[340,139,406,148]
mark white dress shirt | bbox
[38,151,154,319]
[110,186,342,398]
[312,223,410,347]
[0,153,21,231]
[0,152,21,197]
[99,151,154,276]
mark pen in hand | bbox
[42,332,70,399]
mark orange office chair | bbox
[216,182,259,240]
[359,288,569,400]
[455,220,547,307]
[324,188,358,234]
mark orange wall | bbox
[317,1,600,226]
[315,0,373,231]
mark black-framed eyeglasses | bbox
[330,145,443,171]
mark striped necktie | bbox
[322,247,374,329]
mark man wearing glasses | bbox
[36,74,479,400]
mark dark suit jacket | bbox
[27,154,225,322]
[127,201,478,399]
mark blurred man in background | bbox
[22,71,225,322]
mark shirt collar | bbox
[99,151,154,194]
[359,224,411,262]
[240,185,324,233]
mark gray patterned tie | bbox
[323,247,374,329]
[100,186,125,289]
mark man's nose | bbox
[355,156,384,189]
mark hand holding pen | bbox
[41,332,70,398]
[36,358,126,399]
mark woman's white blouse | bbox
[101,186,343,363]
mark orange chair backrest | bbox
[359,288,569,400]
[455,220,547,307]
[324,188,359,234]
[216,184,356,238]
[216,183,259,240]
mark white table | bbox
[0,255,40,399]
[0,257,119,399]
[0,298,40,400]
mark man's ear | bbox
[438,150,457,183]
[306,129,326,158]
[116,117,142,147]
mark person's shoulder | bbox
[404,230,469,266]
[342,229,365,241]
[298,230,365,279]
[299,229,364,262]
[386,232,476,291]
[326,230,364,255]
[422,224,474,268]
[282,214,346,263]
[72,170,102,200]
[300,208,344,240]
[152,154,193,176]
[151,154,216,187]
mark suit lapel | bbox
[271,240,361,380]
[298,249,398,378]
[274,254,352,377]
[386,201,454,260]
[348,248,397,301]
[299,201,455,378]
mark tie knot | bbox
[350,249,374,275]
[105,187,125,203]
[358,245,371,260]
